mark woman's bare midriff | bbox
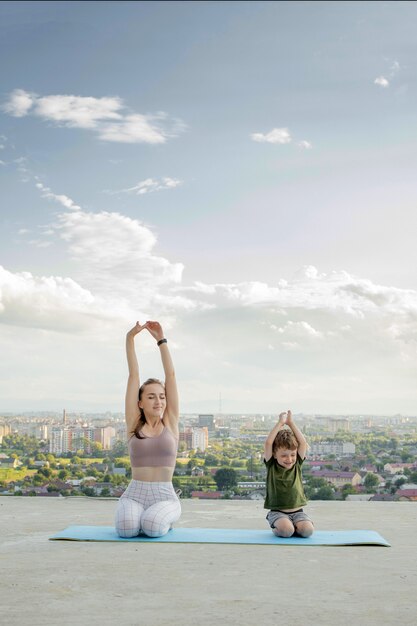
[131,466,174,482]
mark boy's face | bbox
[274,447,297,469]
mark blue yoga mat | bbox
[50,526,390,546]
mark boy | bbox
[263,410,314,537]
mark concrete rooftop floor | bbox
[1,497,416,626]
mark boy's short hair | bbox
[273,429,298,454]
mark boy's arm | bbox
[263,412,288,461]
[286,410,307,459]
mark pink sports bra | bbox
[128,426,178,469]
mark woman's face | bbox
[138,383,166,419]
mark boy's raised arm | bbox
[263,412,288,461]
[286,410,307,459]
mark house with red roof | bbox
[396,489,417,501]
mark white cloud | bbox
[251,127,311,150]
[5,169,417,412]
[178,266,417,319]
[21,172,417,345]
[0,265,118,332]
[35,94,123,128]
[2,88,35,116]
[171,268,417,412]
[0,179,198,329]
[36,182,81,211]
[98,114,171,144]
[3,89,185,144]
[31,182,199,316]
[374,76,389,88]
[113,177,183,195]
[53,208,187,312]
[303,265,324,280]
[374,60,401,88]
[251,127,292,144]
[163,177,183,189]
[276,321,323,339]
[388,320,417,346]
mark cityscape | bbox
[1,410,416,502]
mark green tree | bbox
[247,455,263,478]
[110,440,128,458]
[389,438,398,451]
[408,471,417,484]
[363,473,379,490]
[109,474,128,486]
[115,460,130,470]
[306,477,328,489]
[91,442,104,457]
[341,484,357,499]
[310,485,335,500]
[204,454,219,467]
[2,434,41,456]
[38,467,52,478]
[214,467,238,491]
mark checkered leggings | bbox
[115,480,181,538]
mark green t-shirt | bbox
[264,454,308,510]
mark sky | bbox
[1,0,416,415]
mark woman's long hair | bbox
[133,378,165,439]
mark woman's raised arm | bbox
[125,322,146,438]
[145,321,179,436]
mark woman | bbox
[115,320,181,538]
